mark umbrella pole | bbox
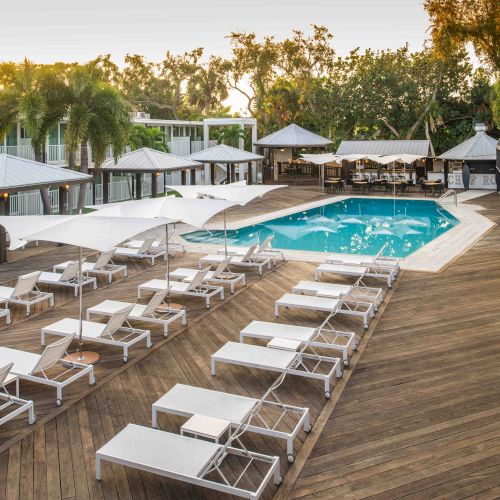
[166,223,170,306]
[224,210,228,257]
[63,246,100,365]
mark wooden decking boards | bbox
[0,187,498,499]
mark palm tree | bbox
[0,60,69,214]
[129,125,169,152]
[66,63,131,209]
[215,125,246,148]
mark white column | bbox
[203,121,210,183]
[251,123,258,153]
[239,123,245,150]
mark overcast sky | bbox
[1,0,431,112]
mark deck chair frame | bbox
[314,263,397,288]
[212,342,342,399]
[199,245,271,276]
[152,383,310,463]
[41,308,152,363]
[0,363,35,426]
[0,271,54,317]
[275,293,374,330]
[96,424,281,499]
[86,293,187,336]
[115,238,167,266]
[0,336,95,406]
[39,261,97,297]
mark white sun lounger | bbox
[41,306,152,363]
[86,291,187,336]
[240,320,356,366]
[138,268,224,308]
[96,424,281,499]
[114,238,167,266]
[314,263,397,288]
[326,246,399,273]
[212,342,341,398]
[220,235,285,262]
[125,233,186,254]
[38,260,97,297]
[0,271,54,317]
[53,249,128,284]
[0,301,10,325]
[199,245,271,276]
[275,292,374,330]
[152,383,310,463]
[0,335,95,406]
[168,258,246,294]
[292,280,384,311]
[0,362,35,426]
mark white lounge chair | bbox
[0,301,10,325]
[275,292,374,330]
[38,260,97,297]
[125,233,186,255]
[326,246,399,274]
[240,319,356,367]
[168,258,246,294]
[41,306,152,363]
[138,268,224,309]
[212,342,341,398]
[314,263,397,288]
[0,271,54,316]
[0,335,95,406]
[292,280,384,311]
[86,291,187,336]
[199,245,271,276]
[96,424,281,499]
[0,362,35,426]
[220,235,285,262]
[152,383,310,463]
[114,238,167,266]
[53,249,127,284]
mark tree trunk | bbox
[77,142,89,211]
[424,120,436,157]
[35,148,53,215]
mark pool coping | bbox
[178,193,496,273]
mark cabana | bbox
[186,144,264,185]
[0,154,92,216]
[437,123,498,190]
[254,124,332,184]
[93,148,203,202]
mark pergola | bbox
[94,148,203,202]
[0,154,92,216]
[254,124,332,182]
[187,144,264,185]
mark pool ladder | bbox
[437,189,457,207]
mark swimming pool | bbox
[183,198,459,258]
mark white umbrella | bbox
[11,215,172,364]
[167,182,287,256]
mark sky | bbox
[1,0,432,113]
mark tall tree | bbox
[66,63,131,209]
[129,125,168,152]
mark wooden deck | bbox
[0,187,499,499]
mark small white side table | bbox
[267,337,302,352]
[180,414,232,444]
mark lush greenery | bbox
[1,3,498,170]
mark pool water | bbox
[183,198,459,258]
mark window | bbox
[5,125,17,146]
[48,125,59,146]
[20,126,31,139]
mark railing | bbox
[437,189,458,207]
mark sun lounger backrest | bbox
[212,258,231,276]
[143,290,169,316]
[258,235,274,252]
[186,268,210,291]
[60,261,80,281]
[32,335,74,374]
[0,362,14,388]
[241,244,257,261]
[12,271,41,298]
[101,305,135,336]
[94,249,116,270]
[138,238,155,253]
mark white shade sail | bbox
[89,196,239,228]
[300,153,341,165]
[167,183,287,205]
[6,215,173,252]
